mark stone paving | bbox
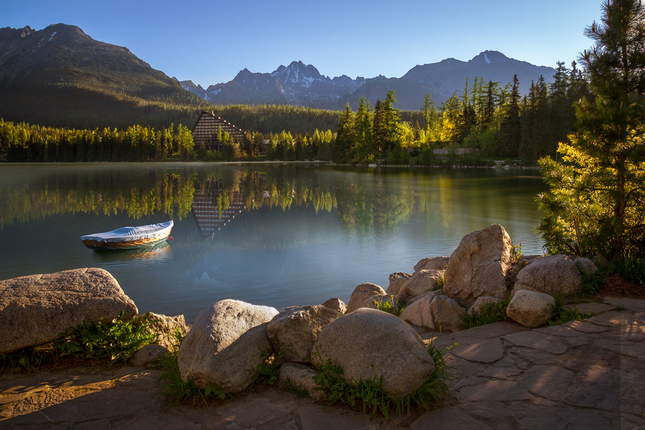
[1,296,644,429]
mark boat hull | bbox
[81,234,170,251]
[81,221,173,251]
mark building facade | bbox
[191,111,245,151]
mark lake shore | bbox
[2,294,643,429]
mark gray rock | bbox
[266,305,343,363]
[468,296,502,315]
[345,283,386,314]
[430,295,466,332]
[386,272,411,295]
[0,268,138,354]
[400,294,435,329]
[506,289,554,328]
[398,270,444,303]
[443,224,515,308]
[413,256,450,272]
[133,344,169,367]
[206,323,274,393]
[312,308,435,399]
[575,257,598,274]
[592,254,610,270]
[321,297,347,314]
[177,299,278,386]
[139,312,188,351]
[279,362,326,401]
[513,255,583,296]
[407,291,436,306]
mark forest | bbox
[0,60,588,165]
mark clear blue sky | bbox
[1,0,601,88]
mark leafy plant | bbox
[311,339,454,418]
[514,241,523,261]
[371,296,406,317]
[0,311,157,374]
[581,271,607,296]
[460,296,510,329]
[253,347,284,386]
[53,311,158,365]
[547,294,594,326]
[608,250,645,285]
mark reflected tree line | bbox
[0,165,447,235]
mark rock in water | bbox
[177,299,278,389]
[443,224,514,308]
[312,308,435,399]
[0,268,138,354]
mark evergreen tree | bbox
[537,0,645,257]
[334,104,355,163]
[497,74,522,157]
[353,96,373,163]
[372,99,387,156]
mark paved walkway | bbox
[1,296,644,429]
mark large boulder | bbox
[346,283,386,313]
[399,294,435,329]
[512,255,583,296]
[312,308,435,399]
[414,256,450,272]
[430,295,466,332]
[267,305,343,363]
[443,224,515,308]
[574,257,598,274]
[398,270,444,303]
[386,272,411,295]
[206,323,274,393]
[0,268,138,354]
[177,299,278,388]
[506,289,554,328]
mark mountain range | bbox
[181,51,556,111]
[0,23,557,130]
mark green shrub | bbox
[460,296,510,329]
[547,294,594,326]
[609,250,645,285]
[372,296,406,317]
[0,311,157,374]
[581,271,607,296]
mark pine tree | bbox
[497,74,522,157]
[334,104,355,163]
[537,0,645,257]
[353,96,373,163]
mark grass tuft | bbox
[311,339,454,418]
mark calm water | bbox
[0,163,547,322]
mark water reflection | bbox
[0,163,548,322]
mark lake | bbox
[0,163,547,323]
